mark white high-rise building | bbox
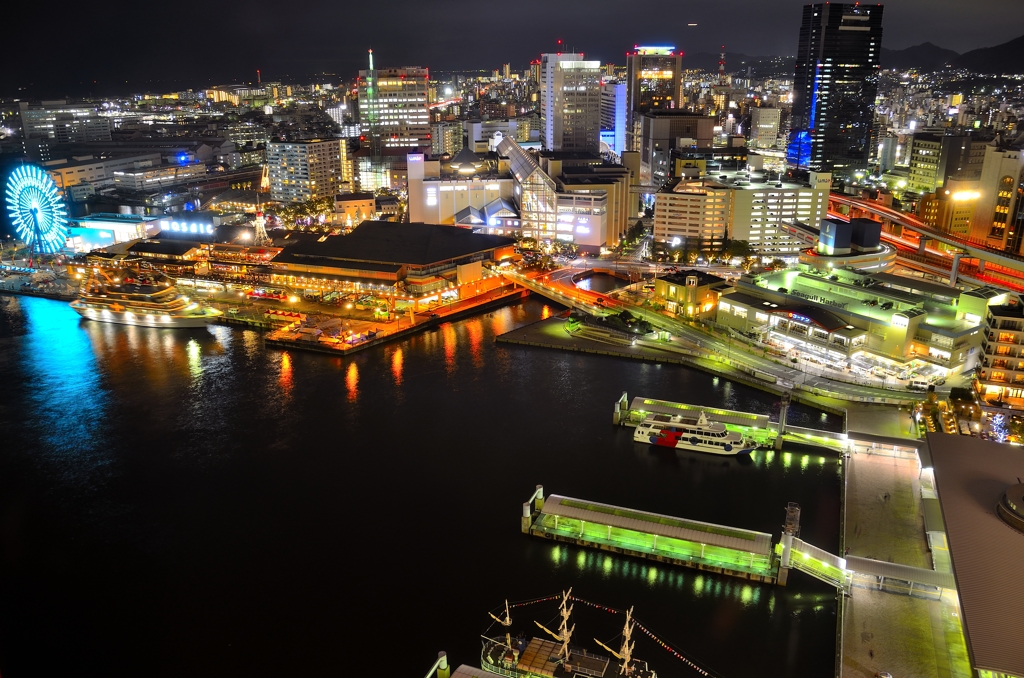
[539,53,602,153]
[357,58,430,151]
[654,169,831,255]
[750,108,781,149]
[267,139,349,204]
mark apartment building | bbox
[267,139,349,203]
[978,295,1024,404]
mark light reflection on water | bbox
[391,347,403,385]
[280,352,293,393]
[345,361,359,401]
[16,297,110,477]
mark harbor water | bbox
[0,295,842,677]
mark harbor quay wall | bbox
[0,288,76,302]
[266,290,530,358]
[496,328,850,417]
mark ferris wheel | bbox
[5,164,69,255]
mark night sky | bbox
[6,0,1024,97]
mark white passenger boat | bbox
[70,264,222,328]
[633,410,757,456]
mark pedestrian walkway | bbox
[846,449,929,568]
[841,441,971,678]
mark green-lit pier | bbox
[522,486,780,584]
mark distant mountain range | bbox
[683,51,795,75]
[682,35,1024,76]
[880,42,959,71]
[881,34,1024,73]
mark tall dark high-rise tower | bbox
[625,46,682,152]
[787,3,884,172]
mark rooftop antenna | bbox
[257,69,261,86]
[594,606,637,676]
[534,588,574,665]
[365,48,381,155]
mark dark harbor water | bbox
[0,295,842,677]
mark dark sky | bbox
[6,0,1024,97]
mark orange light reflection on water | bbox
[391,348,403,385]
[346,361,359,400]
[442,322,457,373]
[465,318,483,367]
[280,352,293,391]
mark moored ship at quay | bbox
[70,264,222,328]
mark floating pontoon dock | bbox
[614,393,849,450]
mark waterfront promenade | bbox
[505,268,932,405]
[842,432,971,678]
[497,315,914,410]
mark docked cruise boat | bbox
[70,265,222,328]
[633,410,757,456]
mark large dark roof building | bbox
[929,433,1024,677]
[269,221,515,294]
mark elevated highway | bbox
[829,194,1024,276]
[825,210,1024,292]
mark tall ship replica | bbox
[480,590,657,678]
[70,264,222,328]
[633,410,757,456]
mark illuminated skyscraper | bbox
[357,52,430,152]
[539,53,602,153]
[624,46,682,151]
[787,3,884,171]
[600,82,627,157]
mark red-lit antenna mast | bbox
[718,46,727,86]
[257,69,261,85]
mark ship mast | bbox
[534,588,575,664]
[594,606,637,676]
[489,600,512,627]
[489,599,515,652]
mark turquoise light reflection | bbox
[18,297,109,461]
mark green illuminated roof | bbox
[630,397,770,428]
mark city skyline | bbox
[5,0,1024,97]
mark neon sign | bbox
[161,220,214,235]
